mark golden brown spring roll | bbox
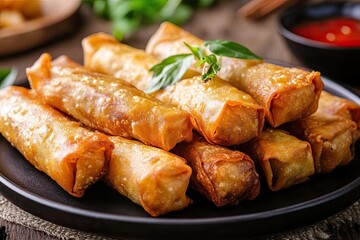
[0,86,113,197]
[82,33,265,146]
[156,76,265,146]
[26,53,193,151]
[146,22,323,127]
[82,33,198,91]
[172,134,260,207]
[106,136,192,217]
[282,112,357,174]
[318,91,360,128]
[241,129,314,191]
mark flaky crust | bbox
[0,86,113,197]
[83,33,265,146]
[146,22,323,127]
[244,128,315,191]
[172,134,260,207]
[26,53,193,151]
[283,112,357,173]
[105,136,192,217]
[156,76,265,145]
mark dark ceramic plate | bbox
[1,77,360,240]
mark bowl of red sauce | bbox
[278,1,360,84]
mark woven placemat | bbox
[0,195,115,240]
[0,194,359,240]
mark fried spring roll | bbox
[156,77,265,146]
[318,91,360,128]
[242,129,314,191]
[172,134,260,206]
[146,22,323,127]
[283,112,357,174]
[0,86,113,197]
[26,53,193,151]
[82,33,198,91]
[82,33,265,146]
[106,136,192,217]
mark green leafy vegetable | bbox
[0,67,17,89]
[146,40,261,93]
[196,54,222,82]
[0,68,11,81]
[184,42,205,60]
[82,0,216,40]
[146,54,194,93]
[184,42,222,82]
[204,40,262,60]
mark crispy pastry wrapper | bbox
[318,91,360,129]
[26,53,193,151]
[0,86,114,197]
[156,76,265,146]
[282,112,357,174]
[105,136,192,217]
[146,22,323,127]
[241,128,315,191]
[82,33,198,91]
[82,33,265,146]
[172,134,260,207]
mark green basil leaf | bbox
[184,42,205,60]
[0,67,17,89]
[0,68,11,81]
[146,54,193,93]
[202,54,217,64]
[204,40,262,60]
[201,55,221,82]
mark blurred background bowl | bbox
[0,0,80,56]
[278,1,360,85]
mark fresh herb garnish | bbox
[146,54,194,93]
[184,42,221,82]
[204,40,262,60]
[0,67,17,89]
[146,40,262,93]
[196,54,222,82]
[82,0,216,40]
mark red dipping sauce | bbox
[292,17,360,47]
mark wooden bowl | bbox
[0,0,81,56]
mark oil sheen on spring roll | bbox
[0,86,113,197]
[82,33,265,146]
[172,134,260,207]
[82,32,198,91]
[26,53,193,151]
[146,22,323,127]
[318,91,360,129]
[242,128,314,191]
[106,136,192,217]
[282,112,357,174]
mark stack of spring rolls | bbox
[0,22,359,217]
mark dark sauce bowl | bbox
[278,1,360,85]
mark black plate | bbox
[1,77,360,240]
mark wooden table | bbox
[0,1,359,239]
